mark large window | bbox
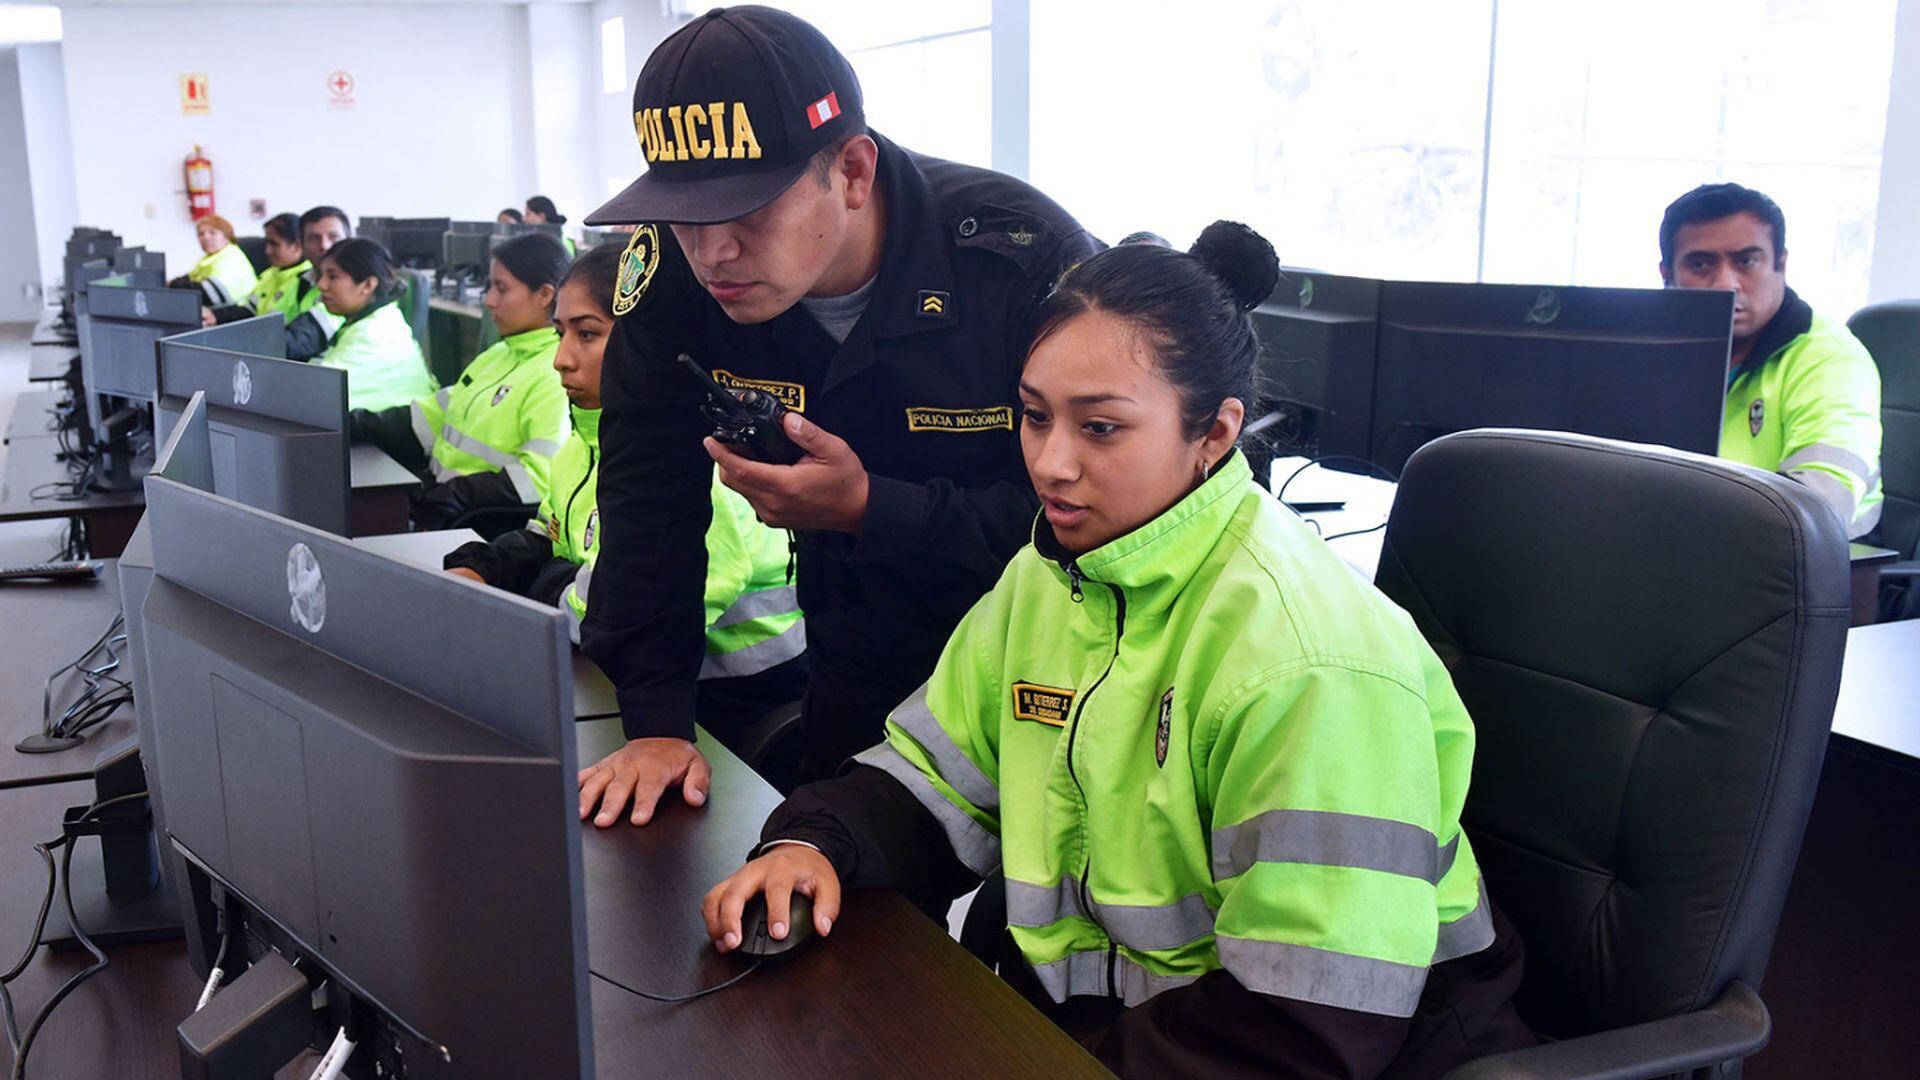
[1025,0,1898,311]
[767,2,994,167]
[1480,0,1898,313]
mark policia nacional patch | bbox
[1012,682,1075,727]
[612,224,660,317]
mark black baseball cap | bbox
[586,6,866,227]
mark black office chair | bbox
[1847,300,1920,620]
[1369,430,1850,1080]
[445,502,540,541]
[399,269,434,360]
[235,235,270,274]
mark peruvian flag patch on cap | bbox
[806,92,842,130]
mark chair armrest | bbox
[1440,981,1769,1080]
[447,502,540,541]
[1878,560,1920,580]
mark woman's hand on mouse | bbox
[703,845,840,953]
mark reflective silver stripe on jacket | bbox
[885,684,999,814]
[852,742,1001,877]
[697,618,806,680]
[1006,875,1215,951]
[1780,443,1883,534]
[410,388,451,454]
[1026,950,1199,1006]
[1432,877,1495,964]
[564,563,590,645]
[435,422,542,502]
[1213,808,1451,884]
[711,585,800,631]
[1217,935,1430,1017]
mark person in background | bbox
[524,195,576,255]
[703,223,1534,1077]
[499,208,525,225]
[577,7,1098,827]
[444,243,808,755]
[1660,182,1883,538]
[354,234,573,530]
[205,212,307,326]
[286,205,353,360]
[311,238,435,411]
[523,196,565,227]
[182,213,258,308]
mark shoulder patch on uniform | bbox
[1012,681,1075,727]
[612,224,660,318]
[954,205,1056,273]
[1749,398,1765,437]
[491,385,512,406]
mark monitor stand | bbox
[40,736,184,950]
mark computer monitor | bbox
[1248,269,1382,465]
[442,230,496,282]
[140,476,591,1078]
[63,235,122,310]
[1368,281,1735,474]
[577,228,627,250]
[112,246,166,277]
[448,220,495,235]
[501,222,562,241]
[355,215,391,248]
[78,277,201,489]
[385,217,453,269]
[154,317,352,535]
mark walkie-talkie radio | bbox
[679,353,805,465]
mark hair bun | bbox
[1189,221,1279,312]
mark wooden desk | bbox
[27,343,76,383]
[1847,543,1900,627]
[347,443,418,538]
[1750,619,1920,1078]
[1,723,1107,1078]
[0,563,135,791]
[0,436,146,559]
[5,389,72,443]
[0,439,419,558]
[30,311,76,348]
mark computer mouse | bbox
[734,892,815,962]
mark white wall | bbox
[589,0,685,214]
[0,50,41,320]
[58,4,543,271]
[16,41,76,303]
[526,1,599,230]
[1869,0,1920,303]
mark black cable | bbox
[1274,455,1398,547]
[0,845,57,1053]
[589,960,760,1004]
[41,612,125,741]
[7,791,148,1080]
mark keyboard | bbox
[0,561,105,583]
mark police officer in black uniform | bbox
[577,6,1099,826]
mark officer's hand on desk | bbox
[577,737,712,828]
[446,568,485,584]
[707,412,870,534]
[703,845,839,953]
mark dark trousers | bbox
[795,662,922,787]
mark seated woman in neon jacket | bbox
[310,238,434,412]
[702,224,1535,1077]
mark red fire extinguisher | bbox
[184,145,215,220]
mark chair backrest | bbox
[1848,300,1920,559]
[1373,430,1849,1040]
[235,235,270,274]
[399,269,433,358]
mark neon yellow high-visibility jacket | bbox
[848,451,1494,1017]
[444,405,805,664]
[187,242,259,307]
[248,260,312,321]
[407,327,569,505]
[313,300,435,412]
[1719,288,1883,538]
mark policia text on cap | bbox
[575,6,1099,825]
